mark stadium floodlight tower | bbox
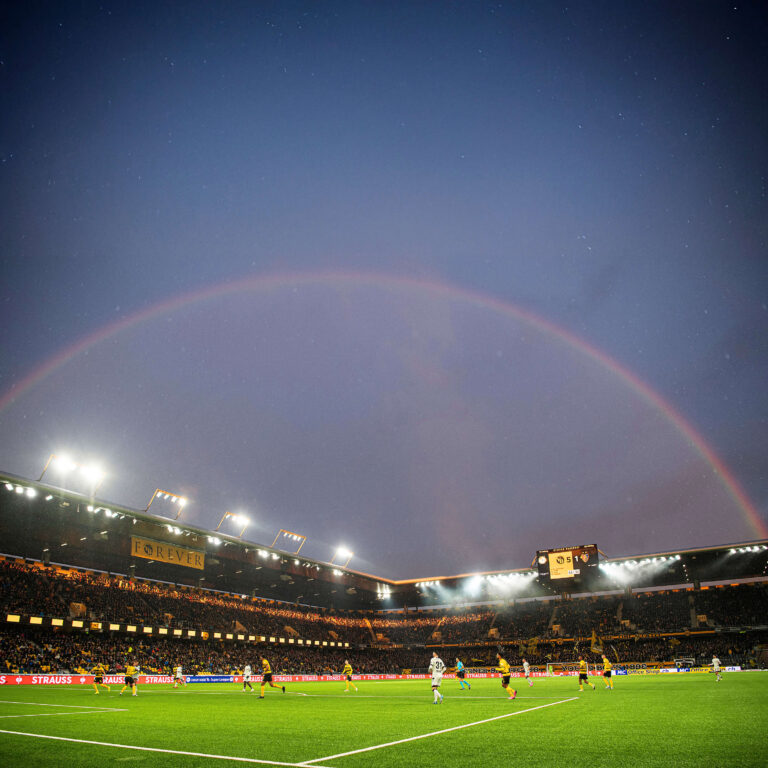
[145,488,188,519]
[330,546,354,569]
[216,511,250,538]
[271,528,307,555]
[38,453,105,491]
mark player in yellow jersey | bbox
[259,657,285,698]
[90,663,110,694]
[577,657,595,691]
[495,653,517,700]
[120,663,138,696]
[342,660,358,692]
[601,655,614,689]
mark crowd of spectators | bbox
[693,584,768,628]
[620,590,692,632]
[0,560,373,644]
[2,625,764,675]
[1,559,766,670]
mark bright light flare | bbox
[79,464,104,485]
[336,547,353,560]
[52,455,77,474]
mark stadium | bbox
[1,467,766,767]
[4,0,768,764]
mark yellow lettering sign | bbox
[130,537,205,570]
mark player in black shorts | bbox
[91,663,110,694]
[578,657,595,691]
[259,658,285,698]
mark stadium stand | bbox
[1,470,767,675]
[1,558,767,673]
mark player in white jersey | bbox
[243,664,254,692]
[428,652,445,704]
[711,656,722,682]
[522,658,534,688]
[173,665,186,688]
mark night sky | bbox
[1,1,766,580]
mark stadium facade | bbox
[2,469,767,611]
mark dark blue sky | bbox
[1,1,766,578]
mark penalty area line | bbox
[300,697,579,765]
[0,730,336,768]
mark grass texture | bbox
[0,672,766,767]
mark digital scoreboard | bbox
[536,544,599,582]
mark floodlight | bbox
[145,488,189,519]
[25,487,37,498]
[80,464,104,484]
[53,455,77,474]
[330,546,354,568]
[215,511,250,537]
[270,528,307,554]
[38,452,106,492]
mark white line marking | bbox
[125,690,569,701]
[0,710,127,719]
[0,730,336,768]
[0,699,124,710]
[301,697,579,764]
[295,694,570,700]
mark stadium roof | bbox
[1,469,766,610]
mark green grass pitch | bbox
[1,674,766,767]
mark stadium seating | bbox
[1,558,767,673]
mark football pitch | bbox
[0,674,766,767]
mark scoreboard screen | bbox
[536,544,599,581]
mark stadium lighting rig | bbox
[4,482,38,498]
[145,488,188,519]
[38,453,106,491]
[215,511,250,538]
[330,546,353,569]
[270,528,307,555]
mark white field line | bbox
[130,689,570,700]
[301,697,579,765]
[0,699,125,710]
[0,710,127,719]
[294,693,571,700]
[0,730,336,768]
